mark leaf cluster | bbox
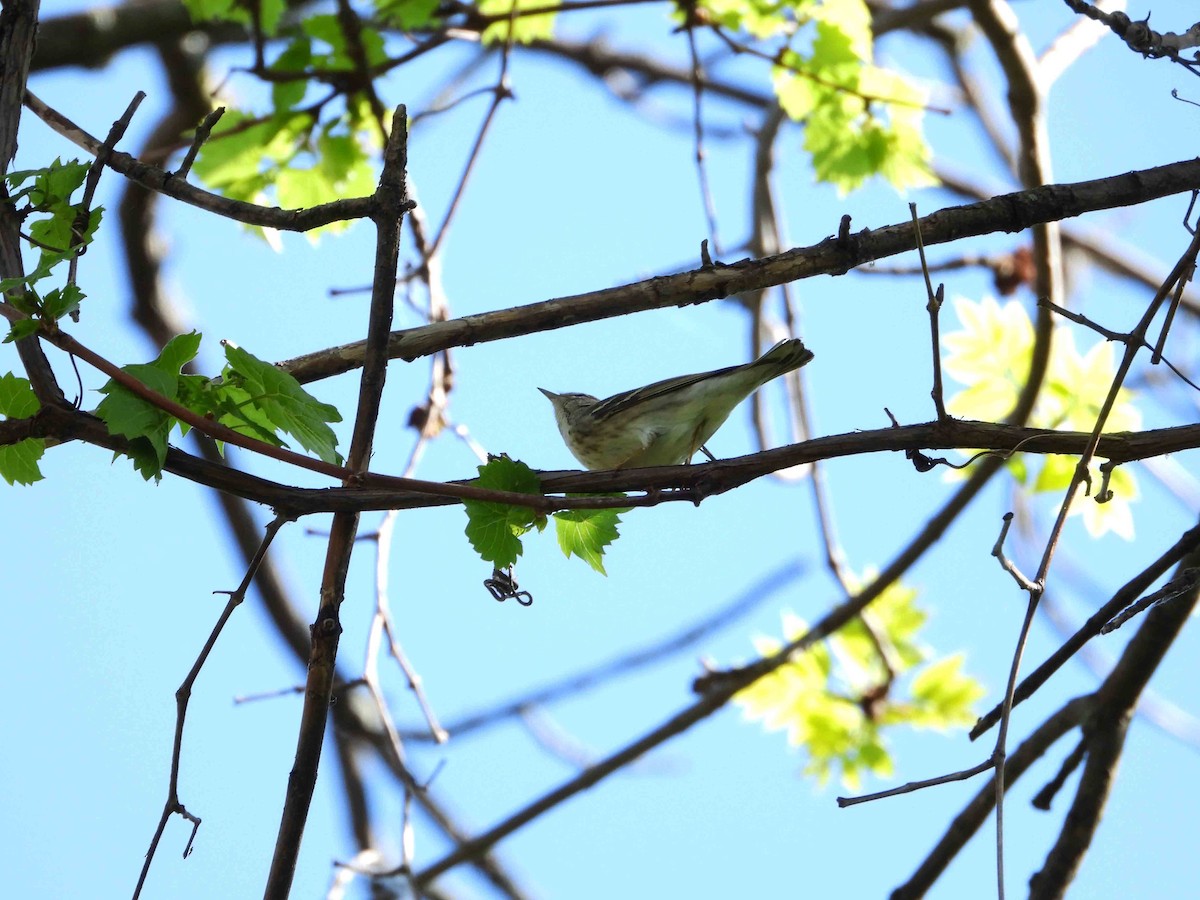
[735,574,985,789]
[2,159,99,341]
[463,456,627,575]
[694,0,935,192]
[944,296,1142,538]
[95,333,342,481]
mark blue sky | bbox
[5,2,1200,898]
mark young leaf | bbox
[40,285,85,323]
[182,0,285,34]
[463,456,543,568]
[96,363,181,478]
[479,0,556,45]
[553,506,624,575]
[0,373,45,485]
[944,296,1143,538]
[906,654,986,729]
[221,342,343,464]
[736,582,985,789]
[0,436,45,486]
[379,0,440,30]
[4,319,41,343]
[270,37,313,110]
[94,332,203,481]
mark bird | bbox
[539,338,814,470]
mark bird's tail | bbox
[755,338,814,377]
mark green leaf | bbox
[479,0,557,45]
[379,0,441,30]
[274,131,374,222]
[156,331,203,375]
[41,284,84,322]
[463,456,543,568]
[0,436,45,485]
[736,591,985,788]
[553,505,624,575]
[766,3,933,193]
[3,319,41,343]
[192,110,312,202]
[694,0,795,39]
[0,373,45,485]
[833,572,927,688]
[302,15,387,70]
[27,158,90,205]
[943,296,1035,420]
[1032,453,1077,493]
[94,332,203,481]
[9,159,102,288]
[908,654,986,728]
[210,382,284,446]
[271,37,313,110]
[0,372,39,419]
[91,331,339,481]
[221,342,343,464]
[182,0,284,34]
[944,296,1143,538]
[95,363,180,477]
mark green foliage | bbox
[943,296,1143,539]
[0,373,45,485]
[463,455,546,568]
[96,332,205,480]
[735,575,985,789]
[462,459,627,573]
[692,0,934,192]
[181,0,286,35]
[219,343,343,464]
[554,503,626,575]
[2,160,101,338]
[479,0,557,45]
[95,333,342,481]
[303,15,388,71]
[379,0,441,30]
[192,108,375,239]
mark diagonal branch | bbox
[277,158,1200,383]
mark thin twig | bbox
[971,520,1200,739]
[838,755,996,807]
[1031,737,1086,810]
[66,91,145,299]
[1100,567,1200,633]
[426,7,520,260]
[173,106,224,180]
[683,5,721,254]
[992,512,1039,593]
[133,515,292,899]
[910,202,948,420]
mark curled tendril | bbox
[484,566,533,606]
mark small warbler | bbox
[539,338,814,470]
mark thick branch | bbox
[14,404,1200,514]
[1,0,63,405]
[278,157,1200,382]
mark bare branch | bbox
[279,157,1200,383]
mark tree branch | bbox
[277,158,1200,383]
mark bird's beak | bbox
[538,387,557,400]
